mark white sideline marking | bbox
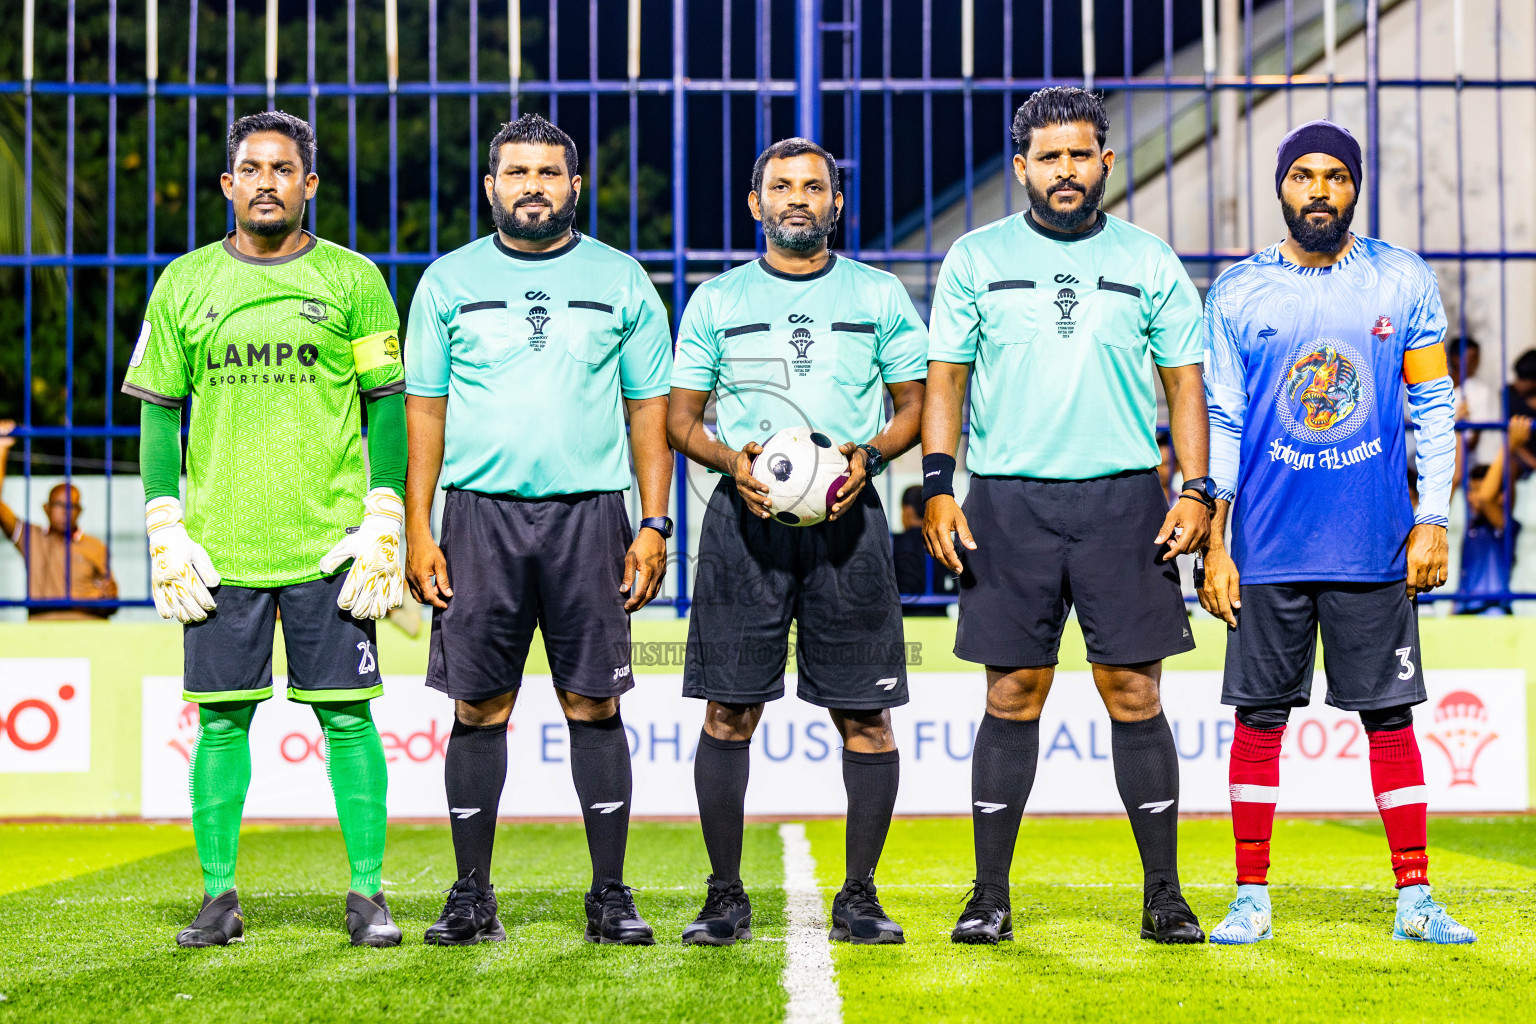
[779,822,842,1024]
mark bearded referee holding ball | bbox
[1202,121,1475,946]
[924,87,1212,945]
[404,114,674,946]
[668,138,928,947]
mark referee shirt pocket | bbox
[830,322,879,385]
[977,280,1038,346]
[564,300,622,367]
[450,300,513,368]
[1084,277,1145,351]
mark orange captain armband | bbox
[1402,343,1449,385]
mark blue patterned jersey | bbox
[1203,236,1455,584]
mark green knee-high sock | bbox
[190,701,257,896]
[314,701,388,895]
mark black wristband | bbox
[921,453,957,502]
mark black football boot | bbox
[1140,879,1206,944]
[950,880,1013,945]
[176,888,245,948]
[584,882,655,945]
[681,875,753,946]
[423,872,507,946]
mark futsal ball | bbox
[751,426,850,527]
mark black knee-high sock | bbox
[1110,711,1182,890]
[444,719,508,885]
[970,714,1040,888]
[843,749,900,884]
[694,731,751,883]
[568,713,633,889]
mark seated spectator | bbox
[892,484,954,616]
[1507,350,1536,425]
[0,421,118,620]
[1455,415,1530,615]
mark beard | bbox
[492,189,579,241]
[238,195,303,238]
[1283,195,1356,253]
[762,205,838,251]
[1025,165,1108,232]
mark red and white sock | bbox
[1229,720,1283,886]
[1369,725,1429,887]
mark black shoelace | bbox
[442,877,486,917]
[839,880,889,918]
[699,883,746,918]
[958,880,1009,916]
[1144,880,1191,918]
[596,882,640,915]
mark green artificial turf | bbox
[2,818,1532,1024]
[0,823,787,1024]
[806,816,1536,1024]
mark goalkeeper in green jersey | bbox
[123,111,406,948]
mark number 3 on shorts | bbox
[1396,646,1415,681]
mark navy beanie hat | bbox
[1274,120,1362,195]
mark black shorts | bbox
[1221,580,1426,711]
[426,488,635,703]
[681,477,909,711]
[182,573,381,704]
[953,471,1194,667]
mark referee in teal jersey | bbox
[923,88,1213,946]
[404,114,673,947]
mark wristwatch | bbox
[1178,476,1218,511]
[855,443,886,477]
[639,516,674,539]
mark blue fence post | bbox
[796,0,822,140]
[671,0,691,618]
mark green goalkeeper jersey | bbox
[123,232,404,587]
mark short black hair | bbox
[902,485,924,514]
[1011,86,1110,155]
[487,113,579,178]
[751,137,840,196]
[227,110,316,176]
[1447,335,1480,355]
[1516,349,1536,382]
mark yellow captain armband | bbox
[1402,343,1449,385]
[352,330,402,374]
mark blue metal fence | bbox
[2,0,1534,615]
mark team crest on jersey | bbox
[526,305,552,350]
[1274,337,1374,444]
[383,334,400,359]
[1371,314,1395,339]
[788,326,815,376]
[299,299,329,324]
[1053,287,1080,337]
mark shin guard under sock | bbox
[315,701,389,895]
[190,702,257,896]
[568,713,634,888]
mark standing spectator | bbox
[1446,337,1499,473]
[0,420,118,620]
[892,484,953,616]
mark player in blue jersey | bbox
[1201,121,1474,945]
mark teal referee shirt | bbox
[405,232,672,497]
[928,212,1203,480]
[672,255,928,451]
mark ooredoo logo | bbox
[0,684,76,751]
[0,661,91,773]
[1424,690,1498,787]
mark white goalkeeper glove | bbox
[144,497,221,624]
[319,487,405,620]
